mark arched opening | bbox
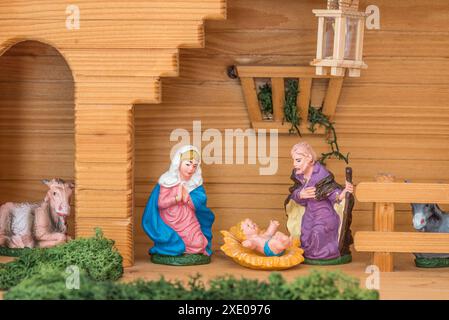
[0,41,75,238]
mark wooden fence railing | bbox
[236,66,344,134]
[354,174,449,272]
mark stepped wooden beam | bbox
[0,0,226,267]
[236,66,344,134]
[355,174,449,272]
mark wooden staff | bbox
[339,167,355,254]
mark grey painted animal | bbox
[411,203,449,259]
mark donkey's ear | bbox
[42,179,50,186]
[432,204,444,218]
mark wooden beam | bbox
[240,77,262,122]
[298,78,312,123]
[355,232,449,253]
[236,65,342,79]
[356,182,449,204]
[0,1,226,21]
[75,76,161,105]
[271,78,285,122]
[322,77,344,119]
[252,121,326,135]
[76,104,134,135]
[0,20,206,49]
[66,49,179,78]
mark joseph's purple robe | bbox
[290,162,342,260]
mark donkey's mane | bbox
[428,204,445,223]
[428,213,441,223]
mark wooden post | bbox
[373,173,395,272]
[331,16,346,76]
[322,77,344,119]
[349,17,365,77]
[75,102,135,268]
[241,77,263,121]
[271,77,285,122]
[298,78,312,122]
[315,16,326,75]
[355,17,365,62]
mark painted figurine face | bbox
[179,159,199,181]
[241,218,259,236]
[292,149,313,175]
[43,179,74,217]
[412,203,436,230]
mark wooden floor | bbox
[124,251,449,300]
[1,252,449,300]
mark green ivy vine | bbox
[257,82,274,119]
[257,79,349,164]
[308,105,349,164]
[284,79,301,135]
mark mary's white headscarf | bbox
[158,145,203,193]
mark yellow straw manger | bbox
[220,223,304,270]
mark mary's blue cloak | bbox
[141,184,215,256]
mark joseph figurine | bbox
[285,141,354,264]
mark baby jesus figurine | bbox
[241,219,292,257]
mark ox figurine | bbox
[0,178,74,249]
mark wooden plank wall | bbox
[133,0,449,258]
[1,0,448,261]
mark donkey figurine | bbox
[0,178,74,249]
[411,203,449,259]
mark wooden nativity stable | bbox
[0,0,226,267]
[1,0,449,299]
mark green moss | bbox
[0,247,31,257]
[283,79,301,135]
[4,269,379,300]
[0,228,123,290]
[281,270,378,300]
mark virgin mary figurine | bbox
[141,145,214,266]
